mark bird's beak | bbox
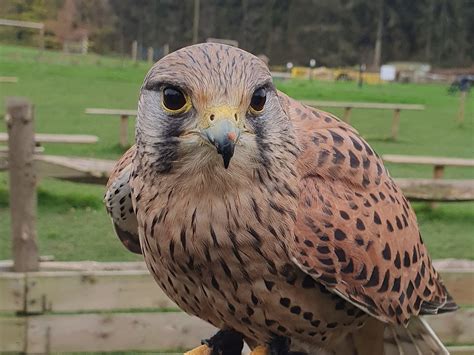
[201,118,240,169]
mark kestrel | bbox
[105,43,456,354]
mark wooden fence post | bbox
[163,43,170,57]
[6,97,39,272]
[119,115,129,148]
[39,26,45,53]
[457,91,466,126]
[147,47,154,64]
[430,164,445,209]
[343,107,352,124]
[193,0,200,44]
[131,41,138,62]
[391,108,401,141]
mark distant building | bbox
[385,62,431,83]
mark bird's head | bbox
[136,43,294,182]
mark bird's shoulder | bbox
[277,92,454,324]
[106,145,136,189]
[105,145,141,254]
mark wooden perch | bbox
[0,132,98,144]
[394,178,474,202]
[85,108,136,148]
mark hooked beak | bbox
[201,119,240,169]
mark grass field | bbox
[0,44,473,261]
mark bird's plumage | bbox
[105,147,140,254]
[105,43,455,354]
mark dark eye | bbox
[162,86,187,112]
[250,87,266,112]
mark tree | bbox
[1,0,473,67]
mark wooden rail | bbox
[1,260,472,312]
[271,71,292,80]
[85,108,136,148]
[0,260,472,353]
[1,312,471,354]
[0,76,18,83]
[300,101,425,111]
[385,155,474,203]
[301,100,425,140]
[85,108,137,116]
[0,19,44,30]
[0,146,44,153]
[0,311,214,353]
[86,101,425,143]
[33,155,114,184]
[383,155,474,176]
[0,154,114,184]
[0,19,45,51]
[394,178,474,202]
[0,132,98,144]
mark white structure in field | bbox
[380,64,396,81]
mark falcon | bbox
[105,43,456,354]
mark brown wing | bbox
[105,145,141,254]
[106,145,136,189]
[278,92,456,325]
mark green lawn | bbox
[0,45,473,261]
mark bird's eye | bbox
[162,86,189,113]
[250,87,267,113]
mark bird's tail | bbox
[384,316,449,355]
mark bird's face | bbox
[136,43,292,178]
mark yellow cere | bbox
[200,105,240,128]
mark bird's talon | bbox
[250,345,270,355]
[200,329,244,355]
[269,336,291,355]
[184,344,212,355]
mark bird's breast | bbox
[132,174,365,350]
[135,179,292,281]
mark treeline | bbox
[1,0,473,68]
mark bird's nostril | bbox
[210,114,215,122]
[234,113,238,122]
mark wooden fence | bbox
[1,98,473,353]
[84,99,425,147]
[0,18,45,51]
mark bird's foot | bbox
[269,336,290,355]
[267,336,306,355]
[185,344,212,355]
[249,345,270,355]
[200,329,244,355]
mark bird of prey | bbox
[105,43,456,354]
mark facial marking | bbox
[136,43,291,174]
